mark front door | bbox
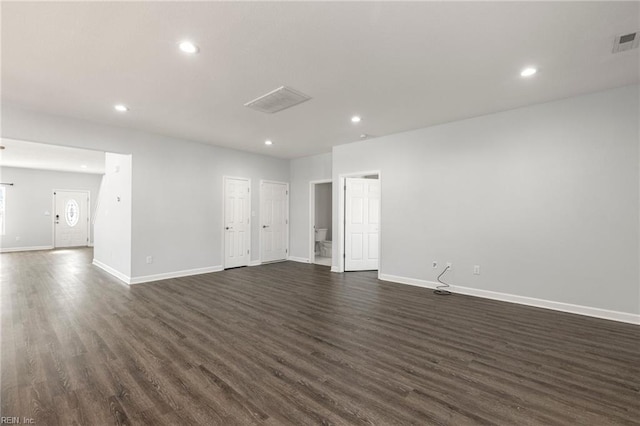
[345,178,380,271]
[260,181,289,263]
[54,190,89,248]
[224,177,251,268]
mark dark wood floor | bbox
[1,248,638,425]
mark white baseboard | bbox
[378,273,640,325]
[1,245,54,253]
[249,260,261,267]
[331,266,340,273]
[129,265,223,285]
[287,256,310,263]
[452,284,640,325]
[92,258,131,284]
[93,260,224,286]
[379,273,439,290]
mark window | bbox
[65,199,79,227]
[0,187,5,235]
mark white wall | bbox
[0,166,102,251]
[332,85,639,316]
[4,85,638,320]
[93,153,132,278]
[315,182,332,241]
[289,153,332,260]
[2,104,289,281]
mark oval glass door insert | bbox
[65,199,79,227]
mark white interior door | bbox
[224,177,251,268]
[260,181,288,263]
[54,190,89,248]
[345,178,380,271]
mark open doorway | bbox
[0,138,104,253]
[337,171,380,273]
[309,179,332,266]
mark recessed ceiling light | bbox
[265,140,273,146]
[520,67,537,77]
[80,165,87,169]
[179,41,199,54]
[360,134,368,139]
[351,116,362,123]
[114,104,128,112]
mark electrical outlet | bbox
[15,236,20,241]
[432,261,438,268]
[446,262,452,270]
[474,265,480,275]
[146,256,153,264]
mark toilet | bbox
[320,240,332,257]
[315,228,332,257]
[315,228,328,243]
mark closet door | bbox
[345,178,379,271]
[260,181,289,263]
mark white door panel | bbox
[224,177,251,268]
[260,181,288,263]
[369,198,380,224]
[368,233,379,259]
[54,190,89,248]
[345,178,380,271]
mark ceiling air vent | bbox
[612,31,639,53]
[244,86,311,113]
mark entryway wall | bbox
[93,152,132,280]
[0,166,102,252]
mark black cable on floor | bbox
[434,265,452,296]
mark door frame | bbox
[222,176,252,269]
[52,189,91,248]
[259,179,290,264]
[336,170,381,275]
[308,179,332,265]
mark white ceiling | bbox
[2,2,638,159]
[0,138,105,175]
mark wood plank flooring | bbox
[1,248,639,425]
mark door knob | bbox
[225,226,232,230]
[262,225,269,228]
